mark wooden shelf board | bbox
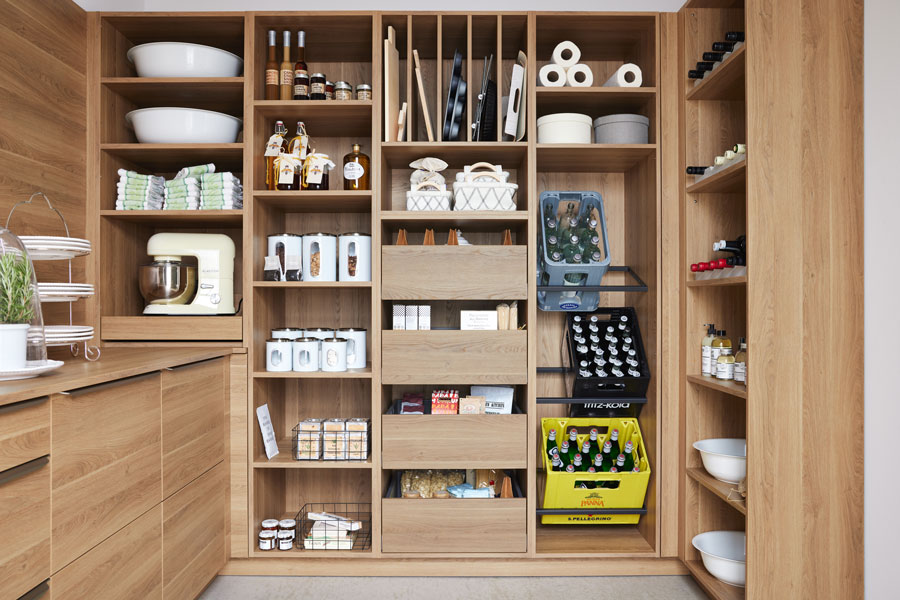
[252,281,371,288]
[687,467,747,515]
[686,45,746,102]
[254,100,372,137]
[254,440,372,469]
[535,87,656,114]
[100,143,244,172]
[380,211,529,231]
[252,190,372,212]
[686,161,746,194]
[683,0,744,8]
[381,142,529,168]
[686,275,747,287]
[535,524,655,557]
[687,374,748,399]
[101,77,243,110]
[536,144,656,173]
[684,560,745,600]
[252,364,373,379]
[100,315,243,342]
[99,209,243,224]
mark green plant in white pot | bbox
[0,251,36,371]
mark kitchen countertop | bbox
[0,347,237,406]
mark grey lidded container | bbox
[592,113,650,144]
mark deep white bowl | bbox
[692,530,746,587]
[125,107,242,144]
[693,438,747,484]
[127,42,242,77]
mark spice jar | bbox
[277,530,294,551]
[334,81,353,101]
[310,72,326,100]
[356,84,372,101]
[325,80,335,100]
[258,530,277,551]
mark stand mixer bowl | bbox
[139,260,198,305]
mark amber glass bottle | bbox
[264,30,278,100]
[342,144,370,190]
[265,121,288,191]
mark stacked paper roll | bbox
[539,41,596,88]
[603,63,643,88]
[538,63,566,87]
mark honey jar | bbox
[258,530,276,551]
[310,73,326,100]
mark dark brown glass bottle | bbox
[264,30,278,100]
[342,144,370,191]
[292,30,309,100]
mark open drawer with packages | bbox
[292,417,370,461]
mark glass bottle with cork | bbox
[342,144,370,190]
[288,121,309,189]
[264,120,288,190]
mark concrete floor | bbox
[199,576,707,599]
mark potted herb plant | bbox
[0,251,36,371]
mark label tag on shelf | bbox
[256,403,279,459]
[291,134,309,160]
[265,134,285,157]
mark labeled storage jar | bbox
[277,530,294,551]
[302,232,337,282]
[258,530,277,551]
[325,81,335,100]
[334,81,353,100]
[321,337,348,372]
[266,338,293,372]
[267,234,302,282]
[338,232,371,281]
[356,84,372,101]
[336,327,367,369]
[592,114,650,144]
[310,73,326,99]
[292,337,320,372]
[537,112,593,144]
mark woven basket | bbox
[406,181,452,211]
[452,162,517,211]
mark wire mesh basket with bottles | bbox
[537,191,612,312]
[294,503,372,551]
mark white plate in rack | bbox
[20,236,92,260]
[0,360,64,381]
[38,283,95,303]
[44,325,94,337]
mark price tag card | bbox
[256,403,279,459]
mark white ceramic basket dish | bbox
[693,438,747,484]
[692,531,746,587]
[126,107,242,144]
[127,42,243,77]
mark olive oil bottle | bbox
[710,329,732,368]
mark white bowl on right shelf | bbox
[692,530,746,587]
[693,438,747,484]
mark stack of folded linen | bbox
[199,172,243,210]
[174,162,215,180]
[163,177,200,210]
[116,169,164,210]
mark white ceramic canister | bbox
[292,337,320,372]
[320,337,348,372]
[271,327,304,340]
[338,232,372,282]
[302,232,337,282]
[266,338,293,372]
[303,328,334,368]
[335,328,367,369]
[536,112,593,144]
[267,233,302,281]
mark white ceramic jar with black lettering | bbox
[338,232,371,282]
[266,338,293,372]
[292,337,319,372]
[320,337,348,372]
[302,232,337,282]
[336,328,366,370]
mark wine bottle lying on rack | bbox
[686,166,711,175]
[702,51,725,62]
[696,61,716,72]
[725,31,745,42]
[688,70,705,79]
[712,41,737,52]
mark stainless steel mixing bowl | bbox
[139,260,197,305]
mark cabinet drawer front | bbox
[0,396,49,472]
[0,457,50,599]
[163,462,225,600]
[52,505,162,600]
[382,498,526,553]
[162,358,225,498]
[382,330,527,384]
[382,246,528,300]
[382,414,527,469]
[51,373,162,571]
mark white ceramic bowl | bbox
[692,530,746,587]
[693,438,746,484]
[125,107,242,144]
[127,42,242,77]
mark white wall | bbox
[75,0,685,11]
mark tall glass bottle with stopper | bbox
[286,121,308,190]
[264,120,289,190]
[264,30,279,100]
[343,144,370,190]
[279,31,293,100]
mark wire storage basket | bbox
[294,503,372,551]
[291,420,370,462]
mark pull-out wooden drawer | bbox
[0,396,49,472]
[382,414,528,469]
[51,373,162,571]
[382,330,527,384]
[161,357,225,499]
[382,498,527,553]
[52,505,162,600]
[0,456,50,599]
[382,246,528,300]
[163,462,226,600]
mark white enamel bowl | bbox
[125,107,242,144]
[693,438,746,484]
[127,42,242,77]
[692,530,746,587]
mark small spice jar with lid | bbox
[334,81,353,101]
[356,84,372,101]
[310,73,326,100]
[258,530,277,551]
[324,81,335,100]
[277,530,295,551]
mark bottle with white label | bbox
[734,337,748,385]
[716,347,735,380]
[710,329,731,369]
[342,144,370,190]
[701,323,716,376]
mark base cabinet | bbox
[0,457,51,599]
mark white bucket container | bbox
[537,113,592,144]
[336,328,367,369]
[0,324,30,371]
[292,337,320,372]
[304,328,334,369]
[320,338,348,372]
[338,233,371,282]
[302,233,337,282]
[592,113,650,144]
[271,327,304,340]
[266,338,293,372]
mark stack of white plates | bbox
[19,236,91,260]
[37,283,95,303]
[44,325,94,346]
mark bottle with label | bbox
[264,121,288,190]
[546,429,558,456]
[301,154,334,191]
[310,72,327,100]
[701,323,716,376]
[734,337,748,385]
[280,31,293,100]
[292,31,309,100]
[286,121,308,189]
[716,346,735,380]
[710,330,732,370]
[342,144,370,190]
[265,30,279,100]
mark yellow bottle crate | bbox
[541,417,650,525]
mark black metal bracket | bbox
[537,265,648,293]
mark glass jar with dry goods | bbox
[334,81,353,100]
[356,84,372,101]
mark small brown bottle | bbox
[342,144,370,190]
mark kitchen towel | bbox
[174,163,215,179]
[603,63,643,88]
[550,41,581,68]
[538,63,567,87]
[566,64,594,87]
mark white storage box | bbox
[452,163,518,211]
[537,112,592,144]
[406,181,452,211]
[593,113,650,144]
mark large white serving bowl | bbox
[127,42,242,77]
[693,438,747,484]
[125,107,242,144]
[692,531,746,587]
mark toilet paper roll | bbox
[538,63,567,87]
[566,64,594,87]
[551,41,581,68]
[603,63,643,88]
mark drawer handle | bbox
[17,580,49,600]
[63,371,158,396]
[0,455,49,486]
[165,357,222,371]
[0,395,48,415]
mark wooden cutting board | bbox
[384,26,399,142]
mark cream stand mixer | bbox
[139,232,235,315]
